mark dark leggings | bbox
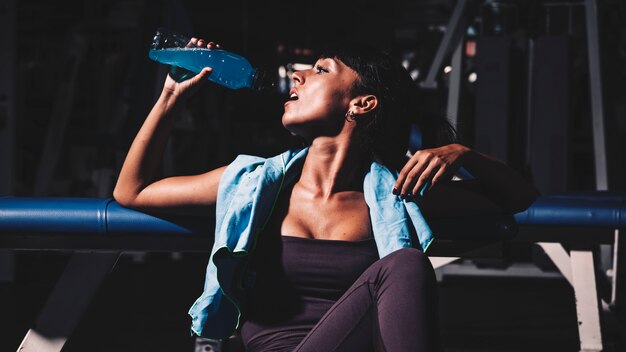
[292,248,441,352]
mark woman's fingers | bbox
[412,162,440,196]
[184,67,213,89]
[394,157,418,195]
[194,67,213,80]
[394,150,451,199]
[401,162,427,197]
[187,37,221,49]
[187,37,198,48]
[399,154,432,198]
[394,144,470,198]
[165,67,212,97]
[430,166,448,190]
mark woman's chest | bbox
[268,186,372,241]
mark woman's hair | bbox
[319,43,456,170]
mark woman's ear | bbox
[351,95,378,116]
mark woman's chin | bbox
[282,115,302,133]
[283,125,305,139]
[281,121,312,143]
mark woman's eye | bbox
[315,65,329,74]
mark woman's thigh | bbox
[293,248,441,352]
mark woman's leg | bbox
[293,248,441,352]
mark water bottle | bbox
[149,28,274,90]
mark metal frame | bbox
[539,242,604,351]
[613,229,625,322]
[435,2,616,351]
[518,222,618,352]
[446,41,464,129]
[545,2,615,350]
[570,249,603,351]
[420,0,471,90]
[584,0,608,191]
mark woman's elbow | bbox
[507,190,540,214]
[112,187,138,208]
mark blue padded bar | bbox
[104,201,211,236]
[2,194,624,242]
[0,197,211,236]
[515,192,626,228]
[0,198,112,235]
[0,197,513,242]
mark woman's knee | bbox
[381,248,434,281]
[384,247,429,266]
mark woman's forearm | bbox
[461,147,538,213]
[395,143,538,215]
[113,90,181,206]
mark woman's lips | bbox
[284,88,299,106]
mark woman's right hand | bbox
[162,38,221,98]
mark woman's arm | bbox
[113,40,226,213]
[394,143,538,214]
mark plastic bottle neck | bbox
[251,69,276,91]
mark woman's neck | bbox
[299,135,368,199]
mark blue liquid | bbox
[149,48,256,90]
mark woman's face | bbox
[282,57,359,140]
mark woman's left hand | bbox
[393,143,470,198]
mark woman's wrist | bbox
[453,144,489,177]
[158,88,183,112]
[452,143,472,163]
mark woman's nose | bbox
[291,70,303,85]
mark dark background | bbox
[1,0,625,351]
[5,0,626,197]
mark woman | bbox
[114,38,537,351]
